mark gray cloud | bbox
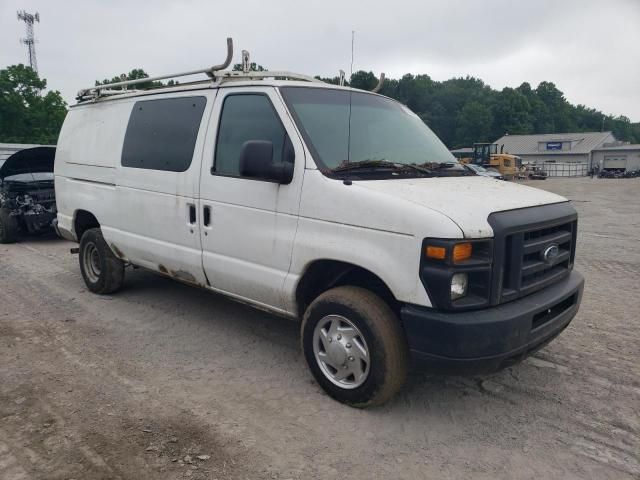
[2,0,639,121]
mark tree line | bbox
[1,64,639,148]
[321,71,640,148]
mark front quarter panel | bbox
[285,170,464,310]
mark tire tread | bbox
[79,228,125,294]
[302,286,409,407]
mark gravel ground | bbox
[1,177,638,479]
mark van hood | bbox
[0,147,56,180]
[356,176,568,238]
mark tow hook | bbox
[70,247,79,255]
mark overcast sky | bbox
[2,0,639,121]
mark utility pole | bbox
[17,10,40,73]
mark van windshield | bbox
[280,87,463,178]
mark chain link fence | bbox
[542,162,589,177]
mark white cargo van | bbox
[55,40,584,407]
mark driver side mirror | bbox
[239,140,294,184]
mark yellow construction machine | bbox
[460,143,522,180]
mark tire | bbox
[301,286,409,408]
[0,208,19,244]
[79,228,125,294]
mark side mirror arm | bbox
[271,162,294,185]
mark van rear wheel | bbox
[79,228,124,294]
[301,286,409,408]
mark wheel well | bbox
[74,210,100,241]
[295,260,399,318]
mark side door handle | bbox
[203,205,211,227]
[188,204,197,224]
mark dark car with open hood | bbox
[0,146,57,244]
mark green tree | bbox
[491,87,533,138]
[349,71,379,91]
[534,81,576,132]
[0,64,67,144]
[315,75,343,85]
[454,101,494,146]
[232,63,266,72]
[573,105,604,132]
[390,74,434,113]
[95,68,177,91]
[609,115,635,143]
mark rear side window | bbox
[121,96,207,172]
[214,94,286,176]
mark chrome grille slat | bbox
[522,230,572,254]
[521,250,571,276]
[521,267,568,292]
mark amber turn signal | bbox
[452,242,473,263]
[425,245,447,260]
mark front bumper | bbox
[21,210,57,234]
[401,270,584,373]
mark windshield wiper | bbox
[332,159,399,172]
[416,162,457,170]
[332,159,434,176]
[415,162,474,176]
[404,163,435,175]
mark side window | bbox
[121,96,207,172]
[214,94,286,177]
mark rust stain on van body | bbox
[110,244,126,259]
[157,264,202,287]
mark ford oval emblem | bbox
[541,243,560,264]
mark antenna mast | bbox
[350,30,355,78]
[345,30,355,170]
[17,10,40,73]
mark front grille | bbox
[503,221,576,299]
[488,203,578,306]
[521,224,573,287]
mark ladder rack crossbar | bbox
[216,70,324,84]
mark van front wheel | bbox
[79,228,124,294]
[301,286,409,408]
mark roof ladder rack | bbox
[76,37,235,100]
[76,38,328,102]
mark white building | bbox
[591,144,640,172]
[494,132,615,176]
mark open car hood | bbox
[0,147,56,180]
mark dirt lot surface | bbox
[1,177,638,479]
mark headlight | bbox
[451,273,468,300]
[420,238,494,310]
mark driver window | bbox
[214,94,286,177]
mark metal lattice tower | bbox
[17,10,40,73]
